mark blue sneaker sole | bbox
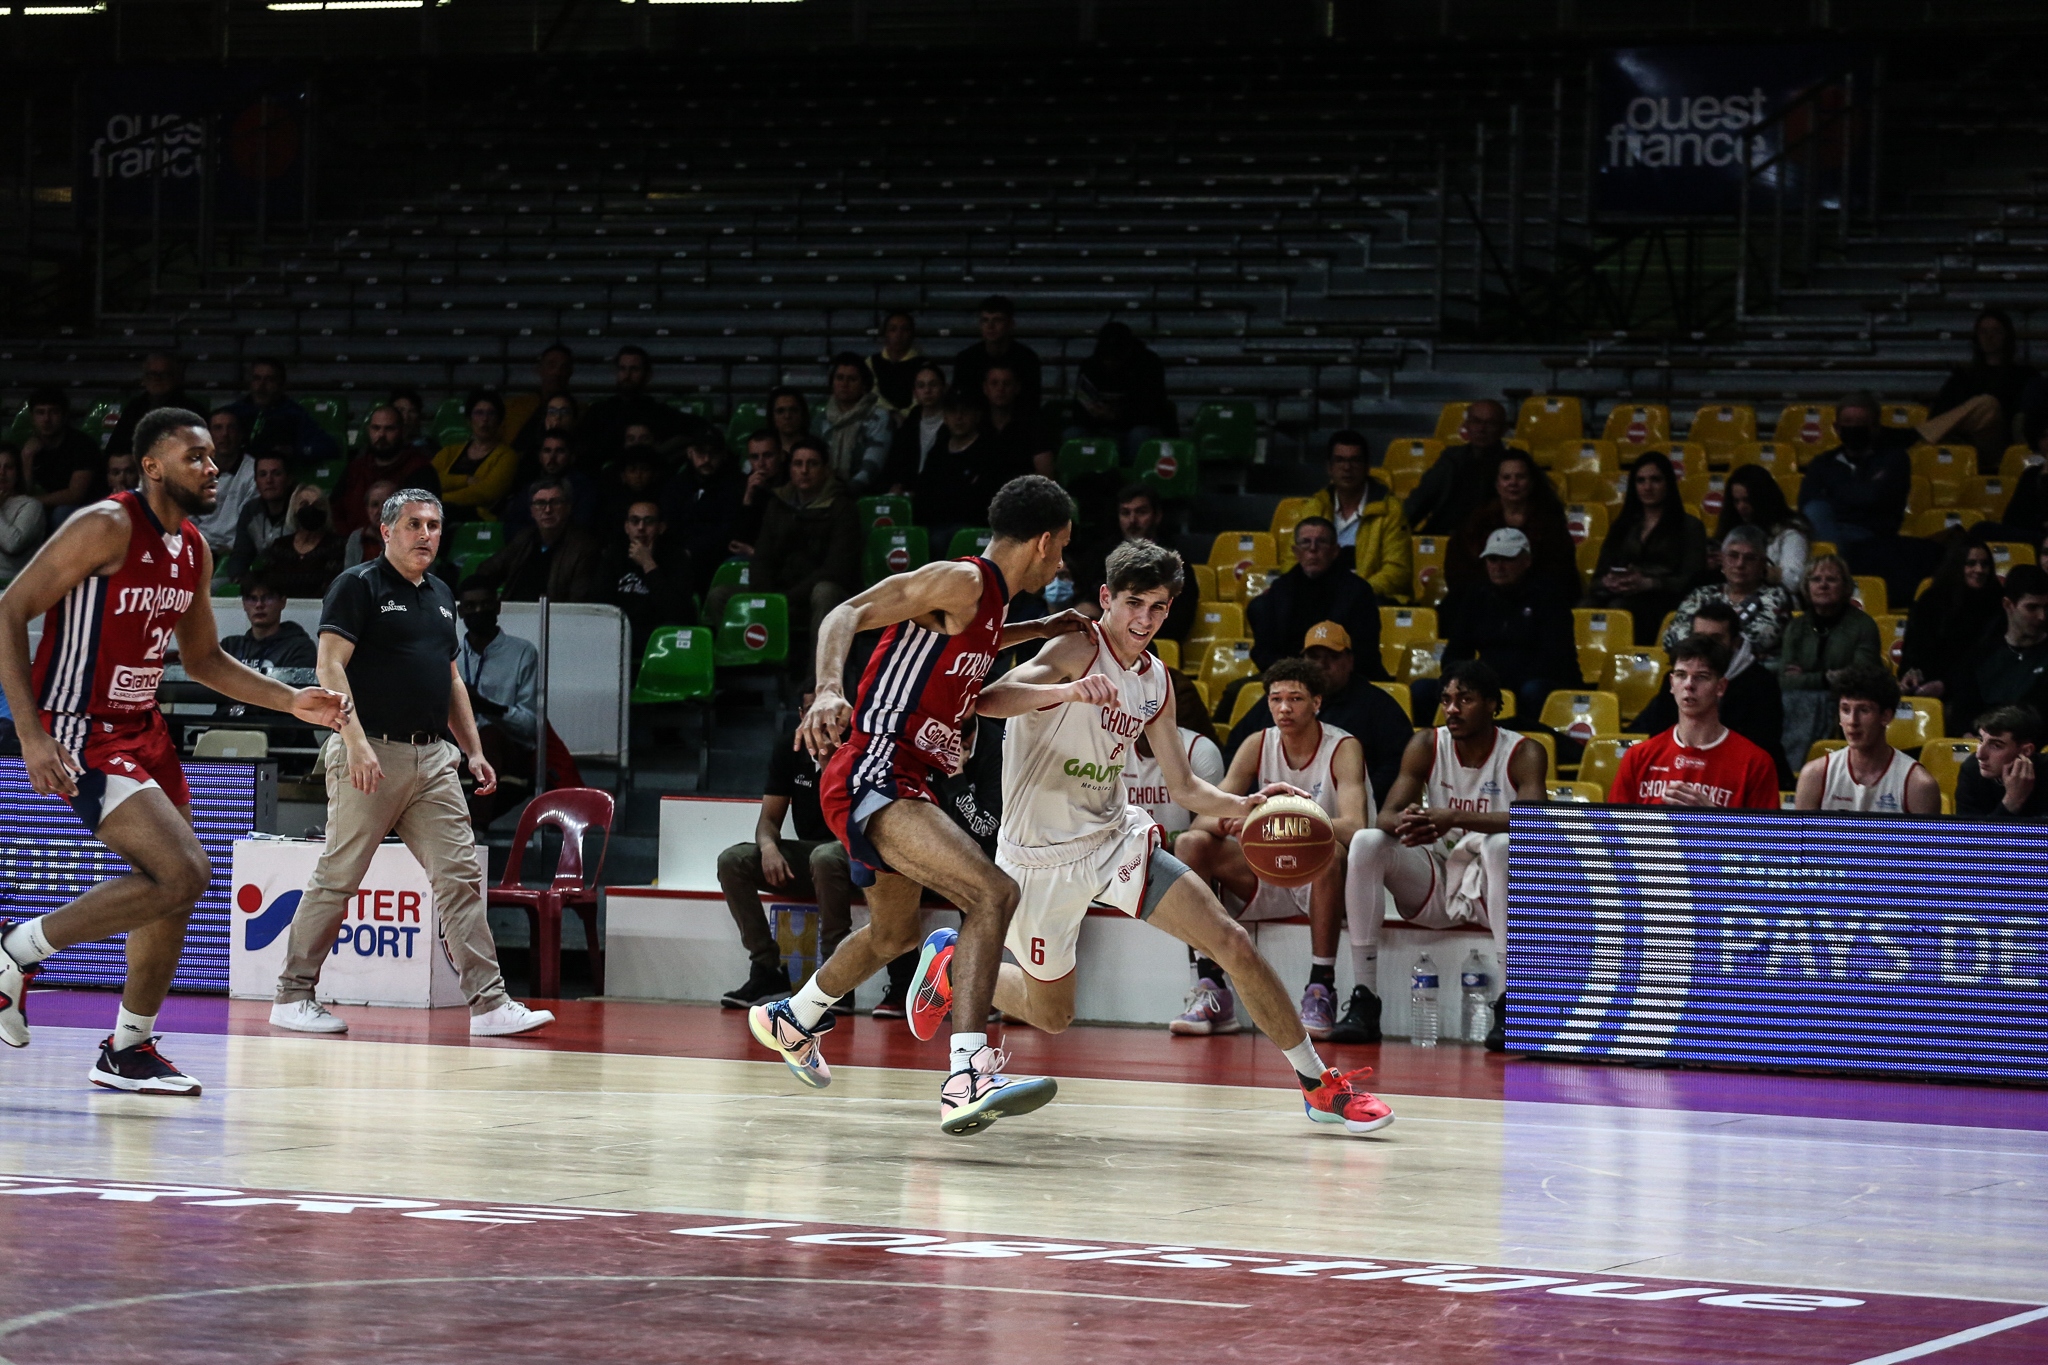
[941,1075,1057,1136]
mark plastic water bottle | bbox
[1409,953,1440,1048]
[1459,950,1491,1044]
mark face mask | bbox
[294,506,328,532]
[1043,577,1075,608]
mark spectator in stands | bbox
[608,499,694,669]
[1609,633,1780,808]
[1067,320,1176,458]
[222,453,294,583]
[1631,601,1790,784]
[731,431,788,556]
[385,387,438,460]
[341,479,396,569]
[503,430,598,536]
[1585,450,1706,644]
[715,439,859,662]
[471,477,607,604]
[1222,621,1413,805]
[1297,429,1413,602]
[984,361,1055,479]
[952,294,1042,410]
[867,310,923,416]
[1901,538,2004,700]
[1921,309,2038,472]
[1406,400,1510,535]
[221,575,317,671]
[814,352,892,493]
[106,352,197,456]
[1779,553,1881,749]
[914,388,999,546]
[0,444,48,578]
[102,451,140,495]
[581,345,704,463]
[882,360,948,492]
[456,584,542,828]
[1717,464,1811,595]
[335,404,440,536]
[1248,516,1381,673]
[1801,392,1934,605]
[227,358,338,464]
[1445,448,1577,597]
[1070,485,1194,643]
[260,485,347,601]
[601,444,668,531]
[716,685,855,1010]
[433,391,521,524]
[1947,563,2048,733]
[192,408,257,553]
[1427,527,1581,724]
[1663,525,1796,664]
[659,433,743,596]
[504,342,575,448]
[515,390,582,465]
[20,387,103,514]
[1956,705,2048,819]
[1793,664,1941,813]
[767,387,811,455]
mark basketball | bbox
[1239,794,1336,887]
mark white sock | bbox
[1311,955,1337,968]
[2,917,55,967]
[1350,944,1377,991]
[949,1031,988,1073]
[113,1008,156,1053]
[788,976,841,1030]
[1283,1037,1325,1083]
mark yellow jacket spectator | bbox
[1300,430,1413,602]
[432,389,520,521]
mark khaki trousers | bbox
[274,736,509,1015]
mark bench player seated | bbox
[961,541,1393,1134]
[1172,657,1371,1041]
[1793,663,1940,813]
[1343,660,1546,1050]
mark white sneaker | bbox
[470,1000,555,1037]
[269,999,348,1034]
[0,943,31,1049]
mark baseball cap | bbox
[1481,527,1532,559]
[1303,621,1352,651]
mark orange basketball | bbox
[1239,794,1336,888]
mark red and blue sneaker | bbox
[1301,1065,1395,1135]
[906,927,957,1042]
[0,929,39,1049]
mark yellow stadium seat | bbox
[1520,730,1557,779]
[1686,404,1759,460]
[1579,737,1641,796]
[1545,469,1570,501]
[1199,639,1258,692]
[1987,541,2039,577]
[1999,445,2040,484]
[1774,469,1805,506]
[1400,640,1447,682]
[1880,612,1908,670]
[1411,535,1448,605]
[1516,395,1584,449]
[1379,606,1439,675]
[1540,690,1622,742]
[1774,404,1837,458]
[1190,676,1213,713]
[1187,603,1244,646]
[1700,472,1730,521]
[1806,739,1848,764]
[1574,644,1610,685]
[1851,577,1888,615]
[1386,469,1424,501]
[1674,462,1711,510]
[1566,470,1627,509]
[1548,780,1605,803]
[1601,404,1671,453]
[1227,681,1266,728]
[1564,502,1609,546]
[1576,536,1604,578]
[1206,532,1276,601]
[1373,680,1413,720]
[1433,402,1472,443]
[1882,403,1929,432]
[1241,567,1280,602]
[1270,496,1314,541]
[1603,648,1668,722]
[1573,608,1633,650]
[1919,737,1979,796]
[1909,444,1974,482]
[1903,475,1935,519]
[1965,476,2012,521]
[1810,540,1837,561]
[1192,564,1219,602]
[1662,441,1709,476]
[1151,638,1179,671]
[1906,508,1984,538]
[1549,440,1619,475]
[1382,438,1443,477]
[1887,698,1942,752]
[1730,440,1798,473]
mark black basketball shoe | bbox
[88,1036,202,1096]
[1327,985,1383,1045]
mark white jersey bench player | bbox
[1794,664,1939,814]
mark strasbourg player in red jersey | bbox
[753,474,1088,1135]
[1610,633,1779,811]
[0,408,350,1094]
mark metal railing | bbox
[1734,61,1880,322]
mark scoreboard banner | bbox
[1509,805,2048,1085]
[0,758,273,993]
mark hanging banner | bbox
[76,67,309,224]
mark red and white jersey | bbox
[850,556,1008,776]
[1610,725,1780,810]
[32,491,201,719]
[1123,726,1225,834]
[1422,725,1526,855]
[1819,746,1924,813]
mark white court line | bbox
[1849,1305,2048,1364]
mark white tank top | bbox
[1123,727,1225,834]
[1423,725,1524,854]
[1255,721,1371,826]
[999,622,1170,861]
[1820,747,1922,813]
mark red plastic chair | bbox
[485,787,614,1000]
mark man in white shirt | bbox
[455,584,539,828]
[191,408,257,554]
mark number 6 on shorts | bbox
[1030,938,1045,967]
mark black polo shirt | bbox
[318,555,458,738]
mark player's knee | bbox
[1173,829,1214,868]
[1349,827,1395,867]
[159,847,212,906]
[714,843,751,883]
[1041,1005,1075,1033]
[972,874,1020,922]
[1207,920,1261,974]
[808,843,848,879]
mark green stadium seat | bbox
[668,397,712,421]
[864,526,930,583]
[1192,401,1257,463]
[726,401,766,451]
[430,397,469,447]
[713,592,789,668]
[709,556,753,590]
[948,527,994,558]
[450,522,503,576]
[630,626,715,704]
[1137,438,1198,498]
[2,403,28,445]
[300,461,344,494]
[302,395,349,443]
[858,495,915,529]
[1057,438,1119,483]
[82,401,120,449]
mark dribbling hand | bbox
[20,728,82,800]
[797,687,853,764]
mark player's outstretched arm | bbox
[996,606,1092,650]
[797,559,986,763]
[176,542,351,732]
[0,503,131,797]
[973,630,1109,718]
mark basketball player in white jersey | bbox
[1794,664,1939,814]
[1343,660,1546,1049]
[1173,657,1372,1040]
[971,541,1394,1134]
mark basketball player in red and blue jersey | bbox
[0,408,351,1094]
[753,474,1083,1134]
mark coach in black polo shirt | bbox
[268,486,554,1039]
